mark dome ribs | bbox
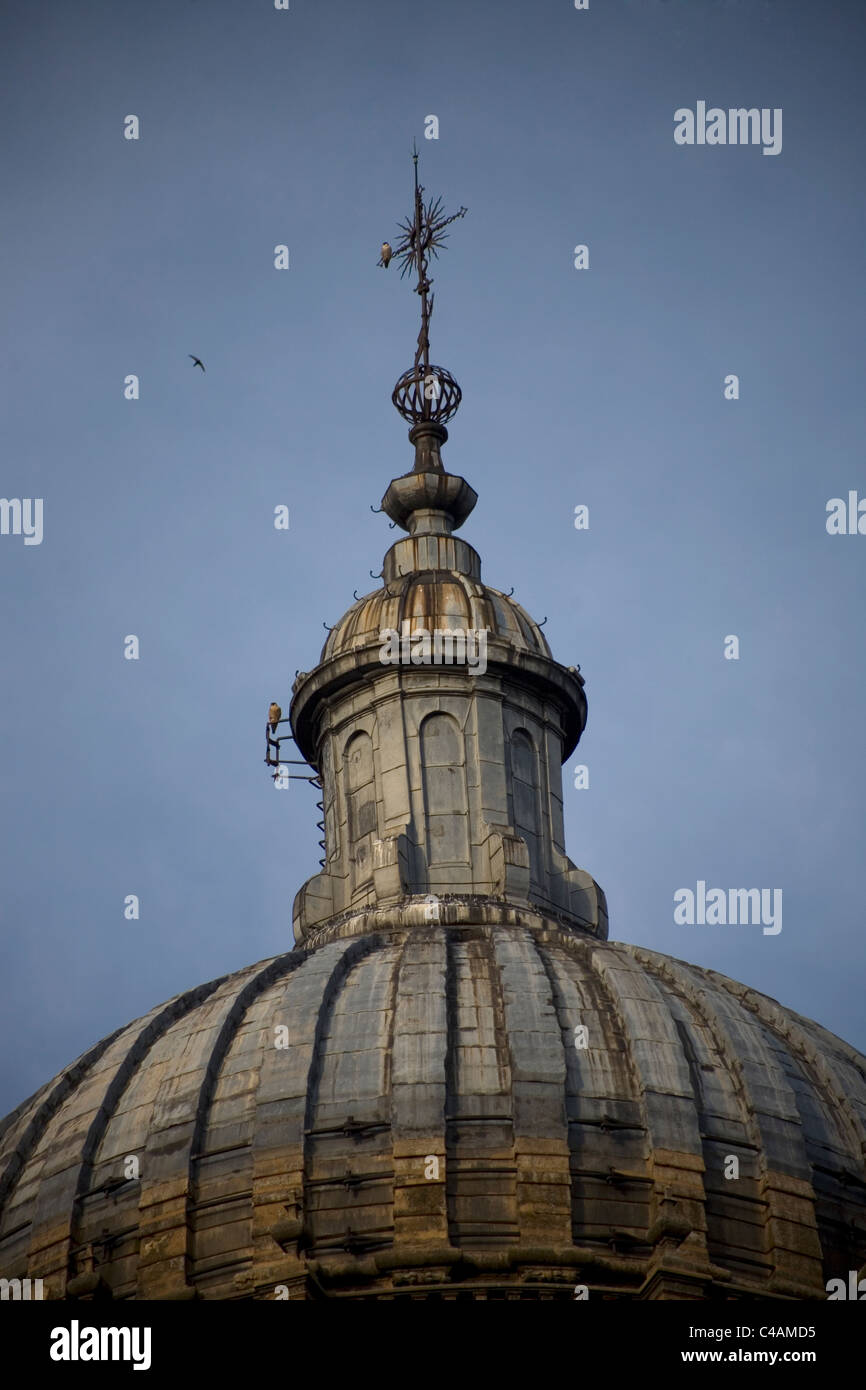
[791,1016,866,1142]
[0,1033,123,1215]
[490,931,572,1250]
[179,950,311,1299]
[388,927,450,1251]
[577,943,724,1299]
[76,969,258,1301]
[536,939,653,1293]
[710,975,866,1167]
[630,950,775,1288]
[708,969,866,1289]
[249,937,380,1296]
[319,575,553,669]
[633,950,828,1298]
[443,929,518,1251]
[0,1028,126,1283]
[2,925,865,1298]
[12,976,231,1298]
[300,936,400,1265]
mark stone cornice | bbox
[290,640,587,765]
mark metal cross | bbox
[392,142,467,376]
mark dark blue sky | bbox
[1,0,864,1114]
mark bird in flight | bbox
[188,354,205,372]
[378,242,392,268]
[268,702,282,732]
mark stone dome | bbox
[2,910,864,1300]
[321,575,553,665]
[4,312,865,1306]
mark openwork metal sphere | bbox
[392,364,461,424]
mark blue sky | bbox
[1,0,864,1114]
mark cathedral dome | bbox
[1,917,864,1300]
[3,160,864,1306]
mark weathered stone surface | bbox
[1,924,863,1299]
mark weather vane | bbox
[382,143,467,426]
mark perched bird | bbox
[268,702,282,733]
[378,242,392,268]
[188,354,205,372]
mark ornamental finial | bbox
[387,143,467,426]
